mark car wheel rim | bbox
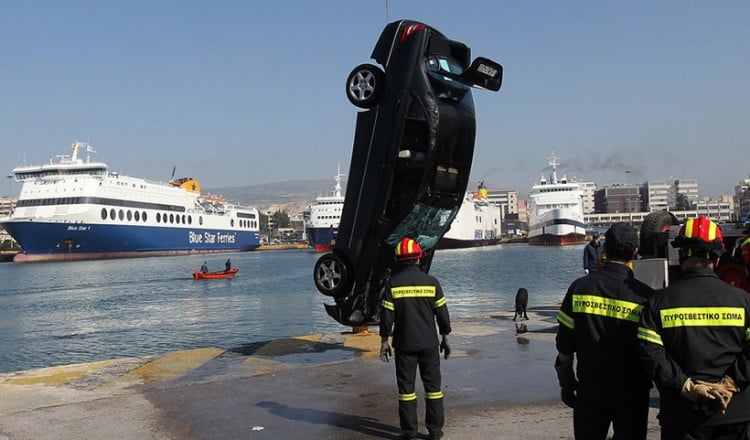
[349,70,375,102]
[317,259,342,290]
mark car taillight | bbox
[400,24,426,42]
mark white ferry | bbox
[438,183,502,249]
[304,165,344,252]
[0,142,260,262]
[527,153,586,246]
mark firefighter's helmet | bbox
[671,216,725,258]
[395,237,423,260]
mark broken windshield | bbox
[386,203,458,250]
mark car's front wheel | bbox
[346,64,385,108]
[314,253,351,297]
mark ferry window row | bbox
[539,188,574,193]
[100,208,257,229]
[100,209,193,225]
[239,219,257,228]
[156,212,193,225]
[101,208,148,223]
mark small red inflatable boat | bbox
[193,267,239,279]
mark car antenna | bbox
[384,0,389,22]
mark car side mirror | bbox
[462,57,503,91]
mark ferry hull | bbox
[3,221,260,263]
[437,237,501,249]
[528,233,586,246]
[307,226,337,253]
[528,208,587,247]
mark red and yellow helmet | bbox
[395,237,423,260]
[672,216,725,258]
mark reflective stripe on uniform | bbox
[381,299,394,311]
[399,392,417,402]
[659,307,745,328]
[434,297,447,308]
[425,391,443,400]
[571,294,643,323]
[557,310,574,330]
[391,286,436,298]
[637,326,663,346]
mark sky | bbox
[2,1,748,198]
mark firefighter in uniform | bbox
[555,222,655,439]
[380,237,451,440]
[638,216,750,440]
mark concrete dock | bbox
[0,307,661,439]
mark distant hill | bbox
[205,179,340,210]
[206,179,516,211]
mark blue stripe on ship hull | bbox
[3,222,260,255]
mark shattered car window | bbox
[386,203,458,250]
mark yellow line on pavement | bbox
[343,331,380,356]
[2,359,120,386]
[128,348,224,384]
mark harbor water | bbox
[0,243,583,373]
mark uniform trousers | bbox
[395,346,444,437]
[574,386,650,440]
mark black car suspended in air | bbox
[313,19,503,326]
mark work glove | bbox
[584,269,589,274]
[554,356,578,408]
[379,340,392,363]
[695,376,740,415]
[440,336,451,360]
[681,377,715,402]
[681,377,727,416]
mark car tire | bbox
[313,252,351,298]
[639,210,678,258]
[346,64,385,108]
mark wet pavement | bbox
[0,306,661,439]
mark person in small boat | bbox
[225,259,231,273]
[200,261,209,273]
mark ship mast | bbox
[548,152,559,185]
[334,164,345,198]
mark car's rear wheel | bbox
[346,64,385,108]
[314,253,351,297]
